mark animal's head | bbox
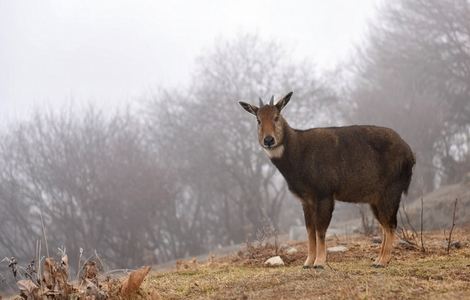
[239,91,293,150]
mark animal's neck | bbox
[267,121,298,161]
[268,122,304,188]
[263,145,285,159]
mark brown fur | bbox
[239,92,415,268]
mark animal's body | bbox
[239,92,415,268]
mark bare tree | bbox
[0,108,184,268]
[349,0,470,196]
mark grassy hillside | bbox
[406,181,470,230]
[142,229,470,300]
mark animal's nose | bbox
[264,136,275,147]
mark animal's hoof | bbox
[313,265,324,270]
[371,263,385,268]
[302,265,313,269]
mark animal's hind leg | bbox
[313,197,335,269]
[379,227,396,267]
[370,204,385,265]
[371,189,401,267]
[302,203,316,268]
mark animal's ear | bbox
[275,91,293,111]
[238,101,258,116]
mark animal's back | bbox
[301,125,415,203]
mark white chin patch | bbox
[263,145,284,159]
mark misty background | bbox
[0,0,375,122]
[1,0,469,282]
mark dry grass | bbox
[143,228,470,300]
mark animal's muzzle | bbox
[263,136,275,147]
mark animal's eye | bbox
[274,116,279,122]
[257,119,261,125]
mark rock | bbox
[286,247,298,255]
[327,245,348,253]
[371,236,382,244]
[399,239,417,250]
[449,241,462,249]
[430,274,444,280]
[264,256,285,267]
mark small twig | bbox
[397,227,417,246]
[397,210,407,237]
[274,229,279,256]
[37,240,42,281]
[2,257,18,279]
[103,268,133,275]
[446,198,458,254]
[420,197,425,253]
[39,208,50,258]
[24,259,37,280]
[57,246,66,258]
[94,250,107,273]
[402,202,417,236]
[326,262,337,272]
[76,247,84,280]
[36,239,40,283]
[36,239,44,295]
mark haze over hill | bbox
[0,0,378,124]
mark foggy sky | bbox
[0,0,378,124]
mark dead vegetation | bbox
[1,249,157,300]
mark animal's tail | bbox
[401,151,416,195]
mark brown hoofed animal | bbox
[239,91,415,268]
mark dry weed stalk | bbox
[254,220,280,255]
[446,198,458,254]
[1,257,18,279]
[176,258,199,271]
[39,208,49,258]
[420,197,426,252]
[76,247,84,281]
[397,201,419,247]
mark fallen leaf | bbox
[17,279,38,293]
[17,279,40,299]
[148,288,161,300]
[85,279,107,300]
[81,260,98,285]
[61,254,69,278]
[43,257,57,289]
[120,266,151,296]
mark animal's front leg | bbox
[302,203,316,268]
[313,197,335,269]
